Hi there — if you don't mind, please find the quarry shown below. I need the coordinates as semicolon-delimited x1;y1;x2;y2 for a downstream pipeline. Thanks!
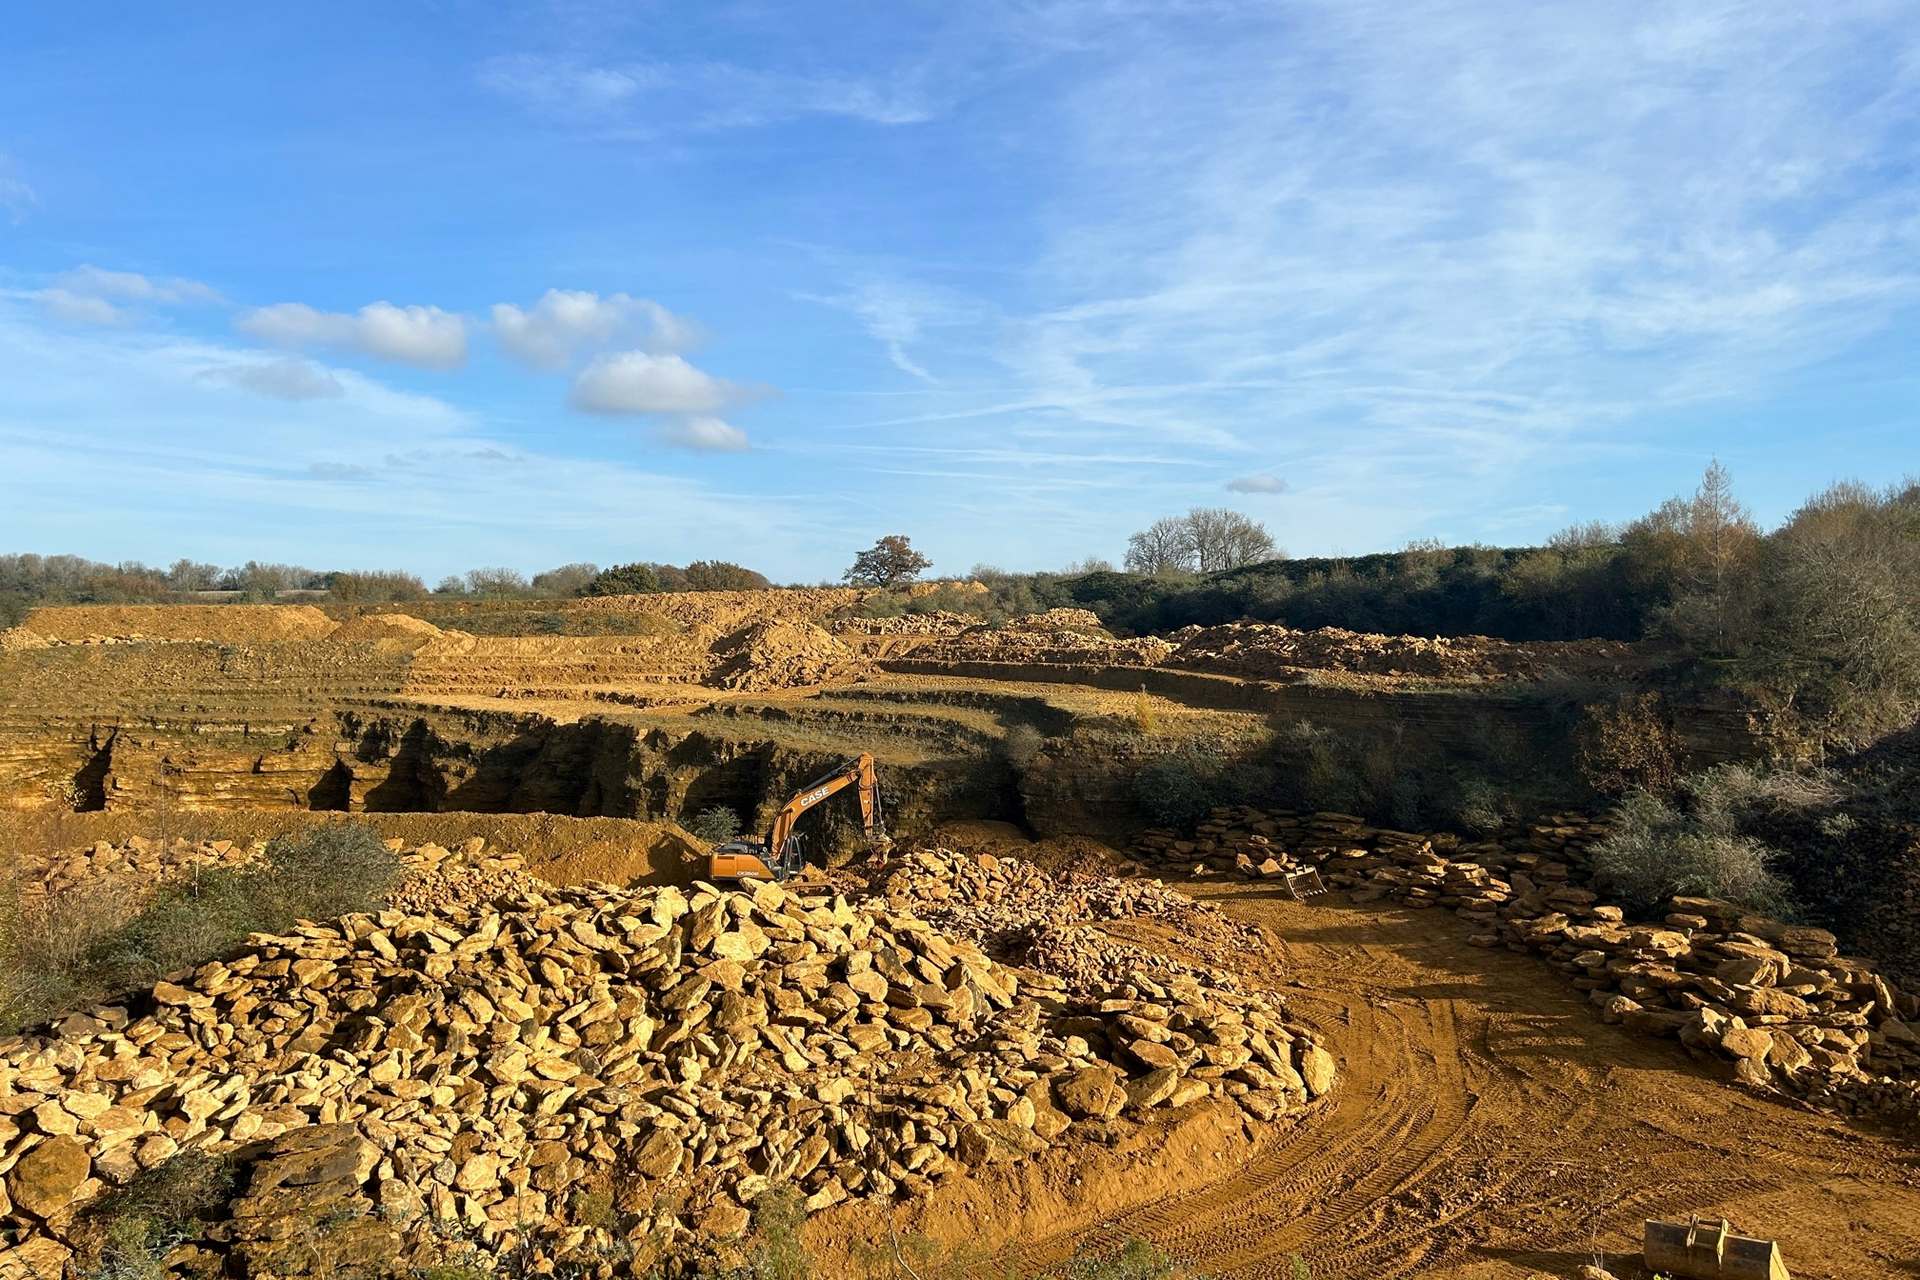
2;589;1918;1280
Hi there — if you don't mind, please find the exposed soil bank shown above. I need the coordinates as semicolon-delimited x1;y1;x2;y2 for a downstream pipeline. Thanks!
945;886;1920;1280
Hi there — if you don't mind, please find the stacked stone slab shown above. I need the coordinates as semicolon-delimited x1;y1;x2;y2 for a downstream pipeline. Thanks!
1;856;1334;1275
1136;806;1920;1133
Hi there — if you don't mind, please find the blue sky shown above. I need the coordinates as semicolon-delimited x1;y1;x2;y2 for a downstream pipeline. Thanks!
2;2;1917;583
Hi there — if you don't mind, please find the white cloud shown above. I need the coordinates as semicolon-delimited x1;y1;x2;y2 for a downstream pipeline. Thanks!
237;301;468;370
479;55;936;129
35;288;129;326
0;296;818;579
198;357;345;401
661;416;749;451
30;265;223;325
862;0;1920;552
1226;473;1287;494
568;351;741;414
58;265;222;306
491;289;699;370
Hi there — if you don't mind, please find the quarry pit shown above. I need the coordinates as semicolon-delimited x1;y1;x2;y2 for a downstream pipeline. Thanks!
3;592;1917;1279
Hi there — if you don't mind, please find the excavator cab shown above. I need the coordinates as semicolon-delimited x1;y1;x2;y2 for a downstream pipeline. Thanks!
706;752;888;884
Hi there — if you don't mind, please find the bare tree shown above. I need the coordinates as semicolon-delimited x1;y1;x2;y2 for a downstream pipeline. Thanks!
1124;517;1195;575
464;567;530;597
166;559;223;591
1183;507;1278;573
531;562;599;596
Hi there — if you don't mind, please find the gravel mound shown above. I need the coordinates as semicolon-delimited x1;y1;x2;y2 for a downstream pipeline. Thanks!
830;611;976;636
705;620;873;691
327;612;451;651
923;611;1173;667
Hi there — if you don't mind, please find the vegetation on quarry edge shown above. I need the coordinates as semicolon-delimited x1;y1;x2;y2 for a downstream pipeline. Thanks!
7;466;1916;746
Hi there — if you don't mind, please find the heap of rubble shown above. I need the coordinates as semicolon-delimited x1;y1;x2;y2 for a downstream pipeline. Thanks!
1;856;1333;1275
829;612;975;637
922;611;1174;667
876;849;1230;945
704;620;874;692
1161;622;1637;684
1137;807;1920;1131
14;834;532;913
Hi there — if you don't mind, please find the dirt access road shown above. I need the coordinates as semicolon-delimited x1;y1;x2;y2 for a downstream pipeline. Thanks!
976;884;1920;1280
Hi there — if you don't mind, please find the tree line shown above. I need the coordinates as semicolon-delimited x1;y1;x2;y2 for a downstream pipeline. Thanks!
0;554;777;625
7;474;1915;749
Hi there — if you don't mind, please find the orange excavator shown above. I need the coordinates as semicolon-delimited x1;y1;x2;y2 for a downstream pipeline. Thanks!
706;752;889;884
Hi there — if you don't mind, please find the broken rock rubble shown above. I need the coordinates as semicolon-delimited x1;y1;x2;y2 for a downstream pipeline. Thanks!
0;852;1333;1274
1138;805;1920;1132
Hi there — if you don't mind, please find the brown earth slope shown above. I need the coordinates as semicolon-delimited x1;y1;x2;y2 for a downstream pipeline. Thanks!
920;883;1920;1280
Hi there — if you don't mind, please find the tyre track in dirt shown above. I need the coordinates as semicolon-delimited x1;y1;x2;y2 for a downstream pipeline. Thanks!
968;884;1920;1280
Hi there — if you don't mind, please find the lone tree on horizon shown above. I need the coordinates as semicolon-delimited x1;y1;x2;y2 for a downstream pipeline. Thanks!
845;535;932;588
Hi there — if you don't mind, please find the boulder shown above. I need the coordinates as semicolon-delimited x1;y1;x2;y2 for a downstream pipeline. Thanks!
5;1137;91;1220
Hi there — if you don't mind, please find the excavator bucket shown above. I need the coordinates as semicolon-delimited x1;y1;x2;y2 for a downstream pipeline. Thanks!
1282;869;1327;900
1644;1217;1791;1280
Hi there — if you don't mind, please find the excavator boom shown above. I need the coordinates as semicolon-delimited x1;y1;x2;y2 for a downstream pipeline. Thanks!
707;752;886;883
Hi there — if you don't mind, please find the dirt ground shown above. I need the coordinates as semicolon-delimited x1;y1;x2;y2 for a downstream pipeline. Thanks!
815;880;1920;1280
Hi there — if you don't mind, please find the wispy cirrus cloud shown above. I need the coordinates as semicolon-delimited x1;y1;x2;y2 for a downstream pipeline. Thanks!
798;279;991;383
478;54;938;129
806;0;1920;552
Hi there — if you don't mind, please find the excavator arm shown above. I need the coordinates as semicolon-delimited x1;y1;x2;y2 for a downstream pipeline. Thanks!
707;752;886;883
765;752;882;864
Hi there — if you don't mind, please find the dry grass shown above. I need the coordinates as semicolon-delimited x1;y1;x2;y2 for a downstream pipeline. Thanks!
1;824;400;1036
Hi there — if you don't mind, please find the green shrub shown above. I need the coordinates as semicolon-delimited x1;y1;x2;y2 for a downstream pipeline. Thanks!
1001;724;1045;770
583;562;663;596
1133;755;1215;830
1592;782;1788;915
77;1152;241;1280
688;807;744;843
1452;779;1515;835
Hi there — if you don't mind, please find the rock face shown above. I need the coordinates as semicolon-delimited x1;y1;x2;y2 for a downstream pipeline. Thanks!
1138;806;1920;1132
0;848;1334;1270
